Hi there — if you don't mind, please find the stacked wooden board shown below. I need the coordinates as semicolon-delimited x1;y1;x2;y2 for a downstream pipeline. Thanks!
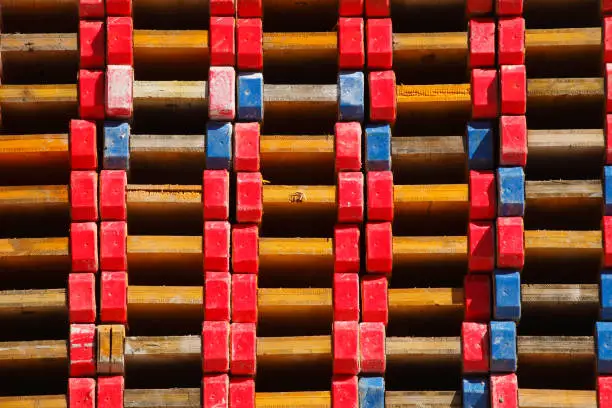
1;0;612;406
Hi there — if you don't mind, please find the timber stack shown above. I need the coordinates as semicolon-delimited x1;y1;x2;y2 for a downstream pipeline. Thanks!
0;0;611;406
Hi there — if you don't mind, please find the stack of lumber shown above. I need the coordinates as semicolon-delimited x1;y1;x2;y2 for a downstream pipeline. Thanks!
0;0;610;406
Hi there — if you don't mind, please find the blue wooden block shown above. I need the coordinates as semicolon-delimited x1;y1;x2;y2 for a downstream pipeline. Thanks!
206;121;232;170
493;270;521;321
490;321;517;373
237;72;263;121
338;71;365;121
497;167;525;217
365;124;391;171
467;121;494;170
462;377;489;408
103;121;130;170
604;166;612;215
602;272;612;321
598;321;612;374
358;377;384;408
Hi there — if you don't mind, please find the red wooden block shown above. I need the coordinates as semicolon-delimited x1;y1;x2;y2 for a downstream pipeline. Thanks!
491;373;518;408
462;322;490;373
339;18;365;70
339;0;363;16
332;376;358;408
205;272;231;321
471;69;498;119
360;322;386;373
231;323;256;375
79;0;104;19
69;273;96;323
496;0;523;16
210;0;235;16
365;222;392;274
468;221;495;272
605;0;612;14
70;119;97;170
203;374;229;408
210;17;236;66
79;21;105;69
202;320;230;373
230;378;255;408
106;65;134;119
367;171;393;221
79;69;105;120
498;17;525;65
334;273;360;321
204;221;231;271
236;172;263;223
333;321;360;375
365;0;389;16
335;225;360;274
469;170;496;220
237;0;261;17
232;274;257;323
608;64;612;114
500;65;526;115
107;17;134;66
234;123;260;172
605;217;612;268
71;222;98;273
361;274;388;325
237;18;263;70
366;19;392;70
369;70;396;123
608;115;612;165
496;217;524;269
70;324;96;377
98;376;124;408
69;378;96;408
499;115;527;167
100;170;127;221
106;0;132;16
204;170;230;220
208;67;236;123
464;274;491;322
338;172;364;223
335;122;362;172
71;171;98;222
599;376;612;408
606;17;612;64
466;0;493;15
100;221;128;271
100;271;127;323
232;224;259;273
469;19;496;68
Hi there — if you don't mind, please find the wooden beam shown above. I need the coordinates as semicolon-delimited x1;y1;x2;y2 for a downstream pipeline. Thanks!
0;388;596;408
122;335;595;369
0;340;67;370
0;395;67;408
1;78;601;117
2;27;600;69
0;289;66;319
0;134;69;175
0;237;69;271
0;181;605;222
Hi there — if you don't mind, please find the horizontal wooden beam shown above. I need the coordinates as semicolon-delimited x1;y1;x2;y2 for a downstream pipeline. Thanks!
0;180;603;223
122;334;595;368
0;388;596;408
0;78;600;118
1;28;600;69
127;284;597;323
